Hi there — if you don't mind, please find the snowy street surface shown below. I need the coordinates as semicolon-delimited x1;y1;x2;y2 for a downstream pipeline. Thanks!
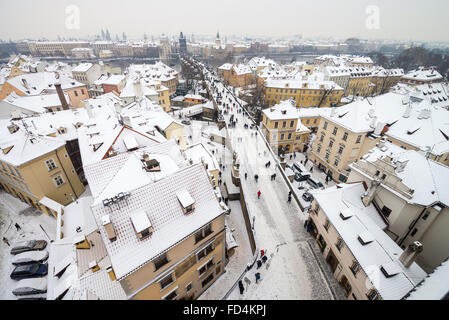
0;192;56;300
195;66;346;300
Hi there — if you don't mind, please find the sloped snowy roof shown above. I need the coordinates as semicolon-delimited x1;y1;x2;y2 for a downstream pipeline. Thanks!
311;183;427;300
406;258;449;300
351;142;449;207
72;63;93;73
84;140;187;202
90;163;226;280
263;100;298;120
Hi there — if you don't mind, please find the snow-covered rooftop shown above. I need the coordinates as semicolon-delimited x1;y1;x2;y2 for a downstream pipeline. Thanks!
351;141;449;207
90;163;226;280
311;183;427;300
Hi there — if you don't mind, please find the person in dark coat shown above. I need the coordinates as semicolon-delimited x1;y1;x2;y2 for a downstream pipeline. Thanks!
14;223;21;231
255;273;261;283
287;193;292;203
3;237;10;246
239;280;244;294
245;172;248;180
254;174;259;182
257;260;262;269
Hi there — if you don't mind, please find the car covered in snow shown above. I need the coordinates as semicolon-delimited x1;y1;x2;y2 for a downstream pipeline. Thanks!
294;172;310;182
10;240;47;255
12;250;49;266
10;263;48;280
181;120;191;125
12;278;47;296
306;177;324;190
302;192;314;202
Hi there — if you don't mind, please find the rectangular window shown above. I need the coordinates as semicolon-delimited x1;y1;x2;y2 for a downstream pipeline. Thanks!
381;206;392;218
338;146;344;154
201;273;214;288
287;133;292;140
350;261;359;276
53;175;64;187
164;290;177;300
336;238;343;251
274;122;278;129
356;135;362;144
290;120;294;128
280;134;285;140
282;121;286;128
197;242;214;262
154;252;169;271
342;132;348;141
195;224;213;243
332;127;338;135
324;219;330;231
410;228;418;237
422;211;430;220
199;258;215;276
74;90;78;96
334;159;339;166
323;122;328;130
45;159;57;171
186;283;192;292
159;273;174;290
329;140;334;148
320;134;324;142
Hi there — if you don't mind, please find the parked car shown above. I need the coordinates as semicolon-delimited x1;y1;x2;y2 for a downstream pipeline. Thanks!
10;263;48;280
302;192;314;202
294;172;310;182
10;240;47;255
12;250;49;266
181;120;191;125
306;177;324;190
293;162;308;173
12;278;47;296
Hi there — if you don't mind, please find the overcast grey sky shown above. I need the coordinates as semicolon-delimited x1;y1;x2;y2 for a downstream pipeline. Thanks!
1;0;448;42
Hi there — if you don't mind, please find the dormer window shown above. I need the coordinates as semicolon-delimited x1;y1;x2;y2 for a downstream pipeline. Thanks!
358;231;374;245
130;210;153;239
142;154;160;172
176;189;195;214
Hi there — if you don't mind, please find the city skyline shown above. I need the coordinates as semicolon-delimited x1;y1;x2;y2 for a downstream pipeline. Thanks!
1;0;449;42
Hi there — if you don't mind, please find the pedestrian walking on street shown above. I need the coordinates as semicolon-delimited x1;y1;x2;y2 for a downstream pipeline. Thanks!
287;193;292;203
255;174;259;183
310;167;313;173
257;190;261;199
255;272;261;283
245;172;248;180
3;237;10;246
273;173;276;180
290;154;292;160
239;280;244;294
14;223;21;231
294;153;296;159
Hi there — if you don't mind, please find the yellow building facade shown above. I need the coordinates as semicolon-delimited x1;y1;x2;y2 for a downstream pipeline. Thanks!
0;145;85;217
265;82;344;108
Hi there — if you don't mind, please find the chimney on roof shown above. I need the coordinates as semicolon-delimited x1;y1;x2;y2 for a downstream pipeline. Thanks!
54;81;69;110
85;101;93;119
399;241;423;268
362;179;381;207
